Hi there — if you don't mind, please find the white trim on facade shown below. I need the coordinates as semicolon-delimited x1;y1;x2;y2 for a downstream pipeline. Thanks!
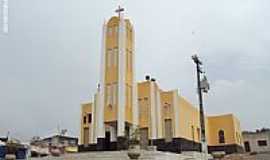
156;89;163;139
89;94;95;143
117;13;126;137
172;90;180;137
150;82;157;139
96;21;107;138
131;25;138;127
92;93;98;143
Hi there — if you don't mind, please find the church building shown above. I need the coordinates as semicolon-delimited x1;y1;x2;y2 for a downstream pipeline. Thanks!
79;8;244;154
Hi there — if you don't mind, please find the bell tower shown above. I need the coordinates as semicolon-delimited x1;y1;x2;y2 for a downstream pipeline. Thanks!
96;6;138;150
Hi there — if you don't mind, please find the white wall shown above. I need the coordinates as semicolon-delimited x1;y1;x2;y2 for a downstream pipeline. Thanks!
243;131;270;153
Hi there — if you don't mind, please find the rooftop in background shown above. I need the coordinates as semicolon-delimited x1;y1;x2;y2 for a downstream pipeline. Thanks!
30;134;78;147
0;137;8;142
242;128;270;134
42;134;78;141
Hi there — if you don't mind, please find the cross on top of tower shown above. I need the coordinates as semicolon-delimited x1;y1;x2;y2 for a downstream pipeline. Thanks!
115;5;124;18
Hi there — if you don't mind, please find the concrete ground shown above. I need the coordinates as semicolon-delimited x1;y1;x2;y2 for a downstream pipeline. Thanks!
30;152;270;160
30;150;209;160
221;152;270;160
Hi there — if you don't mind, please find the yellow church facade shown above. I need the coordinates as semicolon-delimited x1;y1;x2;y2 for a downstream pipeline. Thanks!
79;10;244;154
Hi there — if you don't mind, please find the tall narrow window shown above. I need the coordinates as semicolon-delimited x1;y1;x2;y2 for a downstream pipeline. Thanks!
107;27;112;36
218;130;225;143
113;49;118;67
129;86;132;107
88;114;92;123
106;85;112;106
112;84;117;105
83;116;86;124
126;52;129;71
114;26;118;35
126;28;129;39
126;53;129;70
129;52;132;71
125;85;132;107
111;84;114;106
126;85;129;107
107;49;112;67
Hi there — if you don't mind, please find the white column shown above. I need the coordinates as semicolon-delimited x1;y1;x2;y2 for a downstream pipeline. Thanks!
172;90;180;137
156;89;163;139
96;20;106;139
80;106;84;144
132;26;139;127
117;13;126;137
150;82;157;139
90;96;95;143
93;93;98;143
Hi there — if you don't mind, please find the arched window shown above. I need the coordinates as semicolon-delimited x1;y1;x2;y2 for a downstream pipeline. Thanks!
218;130;225;143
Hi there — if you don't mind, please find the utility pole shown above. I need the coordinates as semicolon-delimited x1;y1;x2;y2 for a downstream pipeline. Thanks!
192;54;210;159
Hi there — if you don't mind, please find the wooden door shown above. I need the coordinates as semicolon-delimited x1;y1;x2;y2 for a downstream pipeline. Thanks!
140;128;148;149
83;128;89;144
244;141;251;152
165;119;173;142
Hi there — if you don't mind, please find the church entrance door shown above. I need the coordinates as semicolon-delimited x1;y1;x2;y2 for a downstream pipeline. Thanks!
83;128;89;144
165;119;173;142
140;128;148;149
105;131;111;150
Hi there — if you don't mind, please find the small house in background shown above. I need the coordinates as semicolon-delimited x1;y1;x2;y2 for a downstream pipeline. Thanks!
30;133;78;155
0;137;8;142
36;135;78;148
242;128;270;153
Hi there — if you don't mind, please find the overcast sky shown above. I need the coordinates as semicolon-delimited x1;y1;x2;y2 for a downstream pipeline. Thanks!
0;0;269;141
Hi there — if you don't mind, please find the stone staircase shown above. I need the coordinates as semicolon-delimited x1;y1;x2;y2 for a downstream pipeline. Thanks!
32;151;212;160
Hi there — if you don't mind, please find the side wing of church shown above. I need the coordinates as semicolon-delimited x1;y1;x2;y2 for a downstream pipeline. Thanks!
79;9;244;154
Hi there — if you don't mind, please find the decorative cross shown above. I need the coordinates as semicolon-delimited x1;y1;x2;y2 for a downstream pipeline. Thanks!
115;5;124;18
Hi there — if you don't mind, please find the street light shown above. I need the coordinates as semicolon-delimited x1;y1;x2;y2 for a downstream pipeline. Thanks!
192;54;210;159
